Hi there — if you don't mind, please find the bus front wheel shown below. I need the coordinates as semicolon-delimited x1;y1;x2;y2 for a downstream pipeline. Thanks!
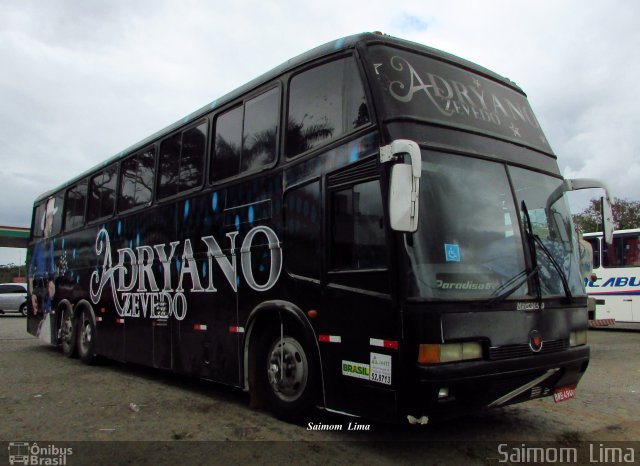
253;323;315;422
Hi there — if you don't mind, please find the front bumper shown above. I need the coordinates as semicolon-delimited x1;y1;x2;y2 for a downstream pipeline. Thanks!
406;345;590;420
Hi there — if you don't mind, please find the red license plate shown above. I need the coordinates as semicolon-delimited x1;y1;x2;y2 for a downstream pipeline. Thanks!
553;385;576;403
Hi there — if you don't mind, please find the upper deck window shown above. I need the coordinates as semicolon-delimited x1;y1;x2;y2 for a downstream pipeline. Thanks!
368;46;551;154
64;181;87;231
286;56;369;158
87;164;117;222
158;121;207;199
211;87;279;182
32;193;63;239
119;147;155;211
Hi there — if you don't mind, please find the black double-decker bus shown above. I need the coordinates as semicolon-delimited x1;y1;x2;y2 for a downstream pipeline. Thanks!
27;33;613;423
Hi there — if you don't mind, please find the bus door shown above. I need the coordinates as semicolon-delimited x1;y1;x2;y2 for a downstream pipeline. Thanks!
320;169;398;420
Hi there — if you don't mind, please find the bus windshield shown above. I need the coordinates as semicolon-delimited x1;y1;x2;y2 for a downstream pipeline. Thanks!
403;151;584;300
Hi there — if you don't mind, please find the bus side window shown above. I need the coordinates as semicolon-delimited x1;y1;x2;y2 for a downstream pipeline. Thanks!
211;88;279;182
585;237;601;269
87;164;117;222
50;192;64;236
284;180;321;279
330;180;386;270
180;121;207;190
212;106;243;181
602;234;640;267
616;234;640;267
241;87;279;173
286;56;369;158
120;148;156;211
32;203;46;238
64;181;88;231
158;120;207;200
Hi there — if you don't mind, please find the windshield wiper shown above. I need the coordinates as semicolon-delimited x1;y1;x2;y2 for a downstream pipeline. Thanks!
521;200;573;304
485;266;539;307
532;235;573;303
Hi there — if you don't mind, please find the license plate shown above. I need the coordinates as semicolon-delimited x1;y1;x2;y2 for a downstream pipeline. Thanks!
553;385;576;403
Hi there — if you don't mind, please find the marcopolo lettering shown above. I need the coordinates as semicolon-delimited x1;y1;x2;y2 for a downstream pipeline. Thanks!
90;226;282;320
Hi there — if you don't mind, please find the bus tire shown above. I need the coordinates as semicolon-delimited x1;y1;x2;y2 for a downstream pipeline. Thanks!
77;308;98;365
60;305;77;358
252;322;315;422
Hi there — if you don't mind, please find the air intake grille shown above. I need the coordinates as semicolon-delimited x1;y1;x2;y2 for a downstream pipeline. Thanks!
327;158;378;188
489;339;569;360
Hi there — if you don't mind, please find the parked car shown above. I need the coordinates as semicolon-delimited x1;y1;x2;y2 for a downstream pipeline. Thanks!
0;283;28;316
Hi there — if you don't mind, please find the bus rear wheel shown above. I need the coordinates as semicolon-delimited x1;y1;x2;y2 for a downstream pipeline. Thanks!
77;308;97;365
253;323;315;422
59;306;76;357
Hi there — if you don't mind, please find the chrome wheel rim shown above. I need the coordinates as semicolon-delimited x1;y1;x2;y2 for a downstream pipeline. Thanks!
267;336;308;402
81;318;92;353
61;310;73;344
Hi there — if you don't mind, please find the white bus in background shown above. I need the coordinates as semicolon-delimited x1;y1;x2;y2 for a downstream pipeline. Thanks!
583;229;640;323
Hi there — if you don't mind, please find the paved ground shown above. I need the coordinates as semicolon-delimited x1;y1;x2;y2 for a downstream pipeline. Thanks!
0;316;638;465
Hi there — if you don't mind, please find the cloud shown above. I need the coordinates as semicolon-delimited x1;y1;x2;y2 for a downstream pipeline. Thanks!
392;13;429;33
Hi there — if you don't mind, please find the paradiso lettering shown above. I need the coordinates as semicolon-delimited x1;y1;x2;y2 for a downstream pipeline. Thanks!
90;226;282;321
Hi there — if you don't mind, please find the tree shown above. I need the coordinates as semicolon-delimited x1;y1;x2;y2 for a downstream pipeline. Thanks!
0;264;24;283
572;197;640;233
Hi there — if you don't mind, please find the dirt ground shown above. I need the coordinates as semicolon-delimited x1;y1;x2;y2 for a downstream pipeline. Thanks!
0;315;638;465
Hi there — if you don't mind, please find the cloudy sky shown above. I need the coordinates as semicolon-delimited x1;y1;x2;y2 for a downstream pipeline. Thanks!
0;0;638;265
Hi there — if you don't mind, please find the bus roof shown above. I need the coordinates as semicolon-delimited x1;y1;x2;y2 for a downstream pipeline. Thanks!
583;228;640;237
34;32;523;204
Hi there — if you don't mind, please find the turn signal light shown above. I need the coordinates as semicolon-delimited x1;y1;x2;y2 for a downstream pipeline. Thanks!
418;342;483;364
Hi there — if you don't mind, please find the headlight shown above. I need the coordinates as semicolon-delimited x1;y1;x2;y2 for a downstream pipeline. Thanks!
418;342;483;364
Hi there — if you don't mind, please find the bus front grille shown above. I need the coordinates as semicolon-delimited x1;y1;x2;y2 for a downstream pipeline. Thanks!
488;339;569;360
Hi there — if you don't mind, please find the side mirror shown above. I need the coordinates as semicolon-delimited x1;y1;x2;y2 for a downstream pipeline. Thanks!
381;139;421;233
601;195;614;245
389;164;419;232
547;178;614;241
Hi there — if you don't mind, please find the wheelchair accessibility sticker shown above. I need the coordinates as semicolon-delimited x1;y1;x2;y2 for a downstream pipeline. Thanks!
444;244;461;262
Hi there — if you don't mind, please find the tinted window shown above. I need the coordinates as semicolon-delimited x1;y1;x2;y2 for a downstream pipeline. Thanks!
32;195;63;239
585;237;601;269
181;122;207;190
212;106;243;181
605;234;640;267
49;193;64;236
158;133;182;199
0;285;9;293
331;180;386;270
241;87;279;172
32;203;46;238
158;121;207;199
87;165;117;221
287;57;369;157
212;88;279;182
64;181;87;230
285;181;321;278
120;148;155;211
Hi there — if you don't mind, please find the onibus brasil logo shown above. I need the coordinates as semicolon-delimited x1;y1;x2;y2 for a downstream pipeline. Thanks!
8;442;73;465
90;226;282;321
